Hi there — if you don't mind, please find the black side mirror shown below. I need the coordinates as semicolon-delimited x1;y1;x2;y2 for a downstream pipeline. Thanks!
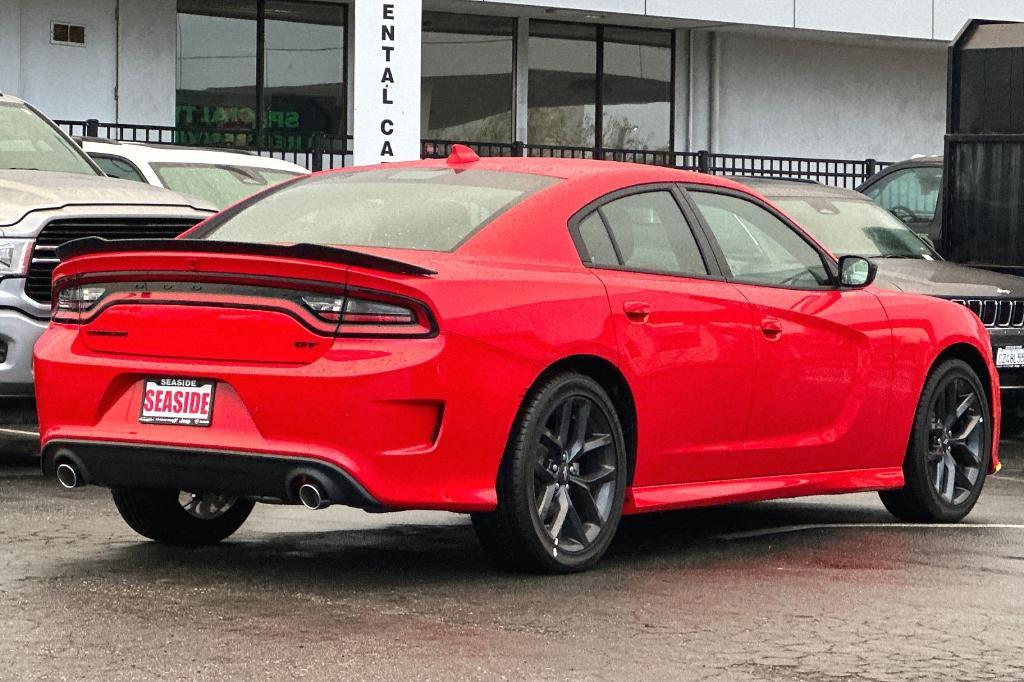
838;255;877;288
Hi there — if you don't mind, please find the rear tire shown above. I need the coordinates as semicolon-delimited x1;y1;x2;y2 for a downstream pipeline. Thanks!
879;359;991;523
472;372;627;573
112;488;255;545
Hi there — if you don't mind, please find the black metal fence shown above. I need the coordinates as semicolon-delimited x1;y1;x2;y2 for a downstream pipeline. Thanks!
58;118;889;188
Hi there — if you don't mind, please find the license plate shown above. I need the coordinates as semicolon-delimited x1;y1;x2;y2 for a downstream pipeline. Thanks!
996;346;1024;368
140;378;215;427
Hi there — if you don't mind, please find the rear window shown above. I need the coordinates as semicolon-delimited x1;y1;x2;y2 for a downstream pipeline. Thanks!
151;163;304;209
192;168;558;251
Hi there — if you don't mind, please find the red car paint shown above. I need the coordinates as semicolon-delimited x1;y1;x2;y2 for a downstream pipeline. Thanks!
33;158;1000;514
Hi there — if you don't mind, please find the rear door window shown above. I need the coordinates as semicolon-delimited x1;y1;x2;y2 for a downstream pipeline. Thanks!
576;190;708;276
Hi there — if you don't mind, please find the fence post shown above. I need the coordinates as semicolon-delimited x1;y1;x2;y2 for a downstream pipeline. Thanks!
697;150;710;174
310;132;324;172
85;119;99;138
864;158;877;180
512;140;525;157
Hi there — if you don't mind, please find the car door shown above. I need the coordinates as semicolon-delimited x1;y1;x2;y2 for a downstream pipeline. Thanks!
684;186;895;476
570;185;758;486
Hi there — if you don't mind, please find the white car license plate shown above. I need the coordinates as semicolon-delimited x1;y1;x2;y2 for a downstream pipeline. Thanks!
140;378;215;427
996;346;1024;368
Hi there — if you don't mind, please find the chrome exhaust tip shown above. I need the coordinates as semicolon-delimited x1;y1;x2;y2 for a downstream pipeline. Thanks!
298;483;330;510
55;462;82;490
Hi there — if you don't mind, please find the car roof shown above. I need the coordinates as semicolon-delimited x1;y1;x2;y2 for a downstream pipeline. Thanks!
81;139;310;174
732;176;871;200
318;156;754;192
0;93;26;105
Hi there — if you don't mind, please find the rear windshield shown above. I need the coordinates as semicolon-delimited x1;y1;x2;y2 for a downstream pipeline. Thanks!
151;163;304;209
192;168;558;251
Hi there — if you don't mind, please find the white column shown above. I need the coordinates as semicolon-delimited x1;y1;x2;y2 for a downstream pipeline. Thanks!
672;28;689;155
353;0;422;166
514;16;530;145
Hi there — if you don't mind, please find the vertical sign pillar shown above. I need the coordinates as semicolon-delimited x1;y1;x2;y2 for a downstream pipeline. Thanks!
353;0;422;166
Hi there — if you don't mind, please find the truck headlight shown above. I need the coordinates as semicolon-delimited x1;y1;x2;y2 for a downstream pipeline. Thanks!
0;240;33;276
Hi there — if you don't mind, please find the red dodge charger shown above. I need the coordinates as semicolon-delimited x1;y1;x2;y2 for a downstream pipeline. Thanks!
35;151;1000;572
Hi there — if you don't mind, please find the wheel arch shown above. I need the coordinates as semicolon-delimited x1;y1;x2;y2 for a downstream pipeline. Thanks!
525;354;639;485
931;342;994;409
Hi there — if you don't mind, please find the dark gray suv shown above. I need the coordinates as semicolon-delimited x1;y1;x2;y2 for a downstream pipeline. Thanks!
741;177;1024;428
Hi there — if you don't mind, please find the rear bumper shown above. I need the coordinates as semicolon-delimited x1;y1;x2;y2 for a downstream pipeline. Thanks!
42;440;381;509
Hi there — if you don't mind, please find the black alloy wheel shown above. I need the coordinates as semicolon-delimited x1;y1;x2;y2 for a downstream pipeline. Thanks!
880;359;991;522
112;487;256;545
472;372;627;573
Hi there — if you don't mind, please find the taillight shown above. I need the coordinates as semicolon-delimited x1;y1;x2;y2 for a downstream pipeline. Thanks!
300;288;434;336
52;283;107;322
49;278;436;337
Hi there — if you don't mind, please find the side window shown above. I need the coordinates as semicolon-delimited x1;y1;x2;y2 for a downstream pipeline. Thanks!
594;191;708;276
90;154;145;183
690;191;832;289
577;212;619;266
862;166;942;225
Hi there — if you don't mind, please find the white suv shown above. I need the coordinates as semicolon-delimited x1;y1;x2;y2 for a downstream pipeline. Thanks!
81;140;309;209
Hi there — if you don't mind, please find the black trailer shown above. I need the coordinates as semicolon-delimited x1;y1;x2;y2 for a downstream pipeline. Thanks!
944;19;1024;274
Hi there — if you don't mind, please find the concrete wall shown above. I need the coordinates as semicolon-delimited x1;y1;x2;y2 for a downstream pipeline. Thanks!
6;0;118;121
703;30;947;159
0;0;23;96
117;0;177;125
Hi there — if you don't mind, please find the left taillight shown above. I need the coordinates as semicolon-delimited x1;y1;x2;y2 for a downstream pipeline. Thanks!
52;283;107;323
300;288;435;337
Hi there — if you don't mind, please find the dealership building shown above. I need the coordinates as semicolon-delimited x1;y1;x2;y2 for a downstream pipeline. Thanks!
1;0;1022;167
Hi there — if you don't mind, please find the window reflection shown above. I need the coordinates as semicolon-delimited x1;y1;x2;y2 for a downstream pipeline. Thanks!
528;22;598;148
265;1;346;146
175;0;346;151
422;13;514;142
603;27;672;152
176;0;259;144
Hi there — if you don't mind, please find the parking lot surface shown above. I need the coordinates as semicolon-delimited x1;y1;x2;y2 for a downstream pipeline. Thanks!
3;443;1024;681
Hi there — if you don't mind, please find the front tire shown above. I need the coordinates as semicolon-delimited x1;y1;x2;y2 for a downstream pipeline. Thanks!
880;359;991;523
472;372;628;573
112;488;255;545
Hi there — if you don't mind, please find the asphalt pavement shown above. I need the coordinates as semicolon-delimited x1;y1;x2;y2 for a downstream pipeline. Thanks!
2;442;1024;680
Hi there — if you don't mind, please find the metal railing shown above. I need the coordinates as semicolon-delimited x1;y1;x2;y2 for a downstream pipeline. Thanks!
58;119;889;187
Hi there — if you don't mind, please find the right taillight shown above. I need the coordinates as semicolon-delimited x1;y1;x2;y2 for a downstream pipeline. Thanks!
300;288;435;337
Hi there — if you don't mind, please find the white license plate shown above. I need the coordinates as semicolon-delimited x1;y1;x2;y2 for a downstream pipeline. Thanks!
140;378;215;427
996;346;1024;368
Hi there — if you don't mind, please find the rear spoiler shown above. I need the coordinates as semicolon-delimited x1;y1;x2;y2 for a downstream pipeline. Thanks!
56;238;437;276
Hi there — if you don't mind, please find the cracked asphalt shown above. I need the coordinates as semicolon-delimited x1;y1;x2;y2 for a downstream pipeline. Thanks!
3;442;1024;680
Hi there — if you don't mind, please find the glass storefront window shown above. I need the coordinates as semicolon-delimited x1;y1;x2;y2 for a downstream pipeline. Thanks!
528;22;672;151
264;1;346;144
422;13;514;142
176;0;346;151
176;0;259;146
602;27;672;152
528;22;598;148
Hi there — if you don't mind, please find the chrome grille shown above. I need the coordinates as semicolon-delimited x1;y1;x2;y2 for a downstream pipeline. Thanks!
26;217;200;303
949;298;1024;328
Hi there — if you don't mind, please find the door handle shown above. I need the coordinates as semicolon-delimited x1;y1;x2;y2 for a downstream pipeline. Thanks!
760;317;783;338
623;301;652;323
